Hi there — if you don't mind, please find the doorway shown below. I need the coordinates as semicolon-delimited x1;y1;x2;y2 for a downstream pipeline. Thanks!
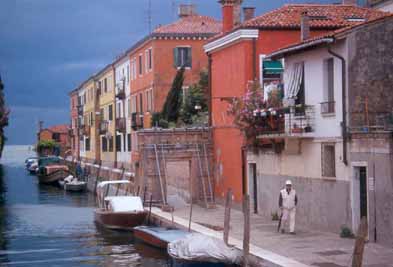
248;163;258;214
353;166;369;234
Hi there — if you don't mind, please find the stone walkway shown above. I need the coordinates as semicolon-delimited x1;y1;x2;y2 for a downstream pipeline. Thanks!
152;204;393;267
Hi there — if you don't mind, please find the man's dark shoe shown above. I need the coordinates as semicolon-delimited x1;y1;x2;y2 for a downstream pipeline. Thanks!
281;229;285;234
290;232;296;235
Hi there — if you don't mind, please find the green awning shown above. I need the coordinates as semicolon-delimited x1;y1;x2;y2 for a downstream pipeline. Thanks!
263;60;283;74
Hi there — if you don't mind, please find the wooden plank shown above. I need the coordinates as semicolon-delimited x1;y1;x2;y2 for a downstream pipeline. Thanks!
243;194;250;267
223;188;233;245
352;216;368;267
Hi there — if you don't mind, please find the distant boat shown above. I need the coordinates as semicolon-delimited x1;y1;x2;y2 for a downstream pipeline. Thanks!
133;226;191;249
38;164;70;185
94;180;147;231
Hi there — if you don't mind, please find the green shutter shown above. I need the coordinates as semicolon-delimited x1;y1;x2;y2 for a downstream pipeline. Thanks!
187;47;192;68
263;60;283;74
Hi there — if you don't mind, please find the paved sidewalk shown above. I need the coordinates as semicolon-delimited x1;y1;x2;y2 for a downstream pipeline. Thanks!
157;204;393;267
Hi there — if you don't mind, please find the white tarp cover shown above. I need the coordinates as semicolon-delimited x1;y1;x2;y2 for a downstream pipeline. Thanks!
97;180;130;188
105;196;144;212
167;233;242;264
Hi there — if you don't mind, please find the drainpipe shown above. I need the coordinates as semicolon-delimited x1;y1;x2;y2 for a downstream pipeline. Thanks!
328;47;348;166
113;65;117;168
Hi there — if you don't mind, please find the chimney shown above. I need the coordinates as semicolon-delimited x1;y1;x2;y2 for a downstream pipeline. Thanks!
178;4;196;18
219;0;235;32
300;11;310;41
233;0;243;26
342;0;357;5
243;7;255;21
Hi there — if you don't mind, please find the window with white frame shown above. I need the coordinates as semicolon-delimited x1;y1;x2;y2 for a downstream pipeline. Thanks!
138;54;143;75
145;50;149;73
174;47;192;68
127;65;130;83
148;48;152;70
146;89;153;112
131;95;137;113
322;58;335;114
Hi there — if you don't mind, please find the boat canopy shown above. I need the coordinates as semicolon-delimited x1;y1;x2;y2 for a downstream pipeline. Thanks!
105;196;144;212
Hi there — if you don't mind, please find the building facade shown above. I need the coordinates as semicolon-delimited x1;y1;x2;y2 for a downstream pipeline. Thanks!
261;14;393;245
69;90;79;159
204;1;387;203
368;0;393;12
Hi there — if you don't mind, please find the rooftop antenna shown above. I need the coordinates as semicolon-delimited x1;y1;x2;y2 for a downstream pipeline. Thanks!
172;0;177;20
147;0;152;33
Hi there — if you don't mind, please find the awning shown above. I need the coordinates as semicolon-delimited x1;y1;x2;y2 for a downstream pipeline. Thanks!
263;60;283;74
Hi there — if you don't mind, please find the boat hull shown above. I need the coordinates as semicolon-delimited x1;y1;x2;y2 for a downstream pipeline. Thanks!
38;169;69;185
133;226;190;249
94;209;147;231
64;182;86;192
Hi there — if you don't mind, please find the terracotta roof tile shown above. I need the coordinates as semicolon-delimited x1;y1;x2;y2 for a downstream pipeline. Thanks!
242;4;388;29
153;15;221;35
45;124;70;134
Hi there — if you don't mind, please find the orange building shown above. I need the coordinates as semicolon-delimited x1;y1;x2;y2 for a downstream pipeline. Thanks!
38;124;70;156
204;1;386;203
69;90;80;159
128;5;221;160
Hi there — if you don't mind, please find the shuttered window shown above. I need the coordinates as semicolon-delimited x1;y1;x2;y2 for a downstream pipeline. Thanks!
174;47;192;68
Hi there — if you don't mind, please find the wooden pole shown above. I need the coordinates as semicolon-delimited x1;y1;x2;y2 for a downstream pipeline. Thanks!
223;188;233;245
243;194;250;267
352;216;368;267
143;186;147;206
188;200;193;232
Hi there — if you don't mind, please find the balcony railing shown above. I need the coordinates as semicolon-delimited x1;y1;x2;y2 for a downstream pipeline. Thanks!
257;105;315;138
116;117;126;133
116;88;126;100
79;124;90;136
77;105;84;116
320;101;335;114
99;120;109;135
131;113;144;130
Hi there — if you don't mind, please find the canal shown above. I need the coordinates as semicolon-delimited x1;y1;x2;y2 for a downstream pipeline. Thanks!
0;146;171;267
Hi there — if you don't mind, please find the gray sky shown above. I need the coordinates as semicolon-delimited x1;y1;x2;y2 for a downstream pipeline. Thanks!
0;0;341;144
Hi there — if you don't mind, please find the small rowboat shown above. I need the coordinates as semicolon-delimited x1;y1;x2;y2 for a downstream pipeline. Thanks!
64;181;87;192
133;226;190;249
94;180;147;231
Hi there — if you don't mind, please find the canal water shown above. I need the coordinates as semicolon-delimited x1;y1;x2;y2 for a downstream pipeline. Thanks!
0;146;173;267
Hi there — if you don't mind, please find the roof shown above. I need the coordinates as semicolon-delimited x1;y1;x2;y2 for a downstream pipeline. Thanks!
70;14;221;95
153;15;221;36
241;4;387;29
268;13;393;59
42;124;70;134
207;4;388;44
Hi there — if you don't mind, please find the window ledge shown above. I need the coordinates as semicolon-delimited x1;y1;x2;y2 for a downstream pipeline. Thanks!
321;112;336;117
176;67;191;70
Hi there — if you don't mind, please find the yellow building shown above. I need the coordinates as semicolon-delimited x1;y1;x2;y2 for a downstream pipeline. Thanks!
96;65;116;166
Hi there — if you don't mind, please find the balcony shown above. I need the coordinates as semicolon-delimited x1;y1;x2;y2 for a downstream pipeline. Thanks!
131;113;144;130
116;88;126;100
116;117;126;133
77;105;83;116
320;101;335;115
257;105;315;139
99;120;109;135
79;124;90;136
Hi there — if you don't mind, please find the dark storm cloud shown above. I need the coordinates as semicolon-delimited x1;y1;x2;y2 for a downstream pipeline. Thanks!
0;0;338;144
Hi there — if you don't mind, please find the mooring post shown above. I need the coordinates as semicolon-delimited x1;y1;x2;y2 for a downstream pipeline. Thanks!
143;186;147;207
224;188;233;245
352;216;368;267
243;194;250;267
147;194;153;225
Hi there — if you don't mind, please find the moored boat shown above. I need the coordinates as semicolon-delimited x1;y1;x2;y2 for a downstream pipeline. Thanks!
64;181;87;192
94;180;147;230
38;164;70;185
133;226;191;249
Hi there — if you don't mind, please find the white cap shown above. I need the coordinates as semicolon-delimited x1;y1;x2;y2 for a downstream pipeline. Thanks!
285;180;292;185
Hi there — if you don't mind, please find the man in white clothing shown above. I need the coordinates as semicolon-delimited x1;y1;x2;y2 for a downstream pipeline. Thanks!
278;180;298;234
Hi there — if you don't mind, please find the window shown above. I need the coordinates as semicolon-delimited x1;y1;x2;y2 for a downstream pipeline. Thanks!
108;137;113;152
85;138;90;151
322;58;335;114
127;65;130;82
123;134;126;152
145;50;149;73
131;58;137;80
104;78;108;93
139;54;143;75
108;104;113;121
139;93;143;113
116;102;122;118
102;136;108;152
146;89;153;112
131;95;137;113
174;47;192;68
294;63;305;114
52;133;60;142
148;48;153;70
322;143;336;177
116;135;122;152
127;134;131;152
90;112;93;126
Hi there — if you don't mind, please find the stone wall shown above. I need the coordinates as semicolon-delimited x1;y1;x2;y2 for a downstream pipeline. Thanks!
348;17;393;129
136;128;214;206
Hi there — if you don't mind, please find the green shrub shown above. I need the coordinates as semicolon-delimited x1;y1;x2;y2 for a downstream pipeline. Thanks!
271;211;279;221
340;225;355;238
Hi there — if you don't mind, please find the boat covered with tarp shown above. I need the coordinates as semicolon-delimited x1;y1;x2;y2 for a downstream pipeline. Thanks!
94;180;147;230
133;226;191;249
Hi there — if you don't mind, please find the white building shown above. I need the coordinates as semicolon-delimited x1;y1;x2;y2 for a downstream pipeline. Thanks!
249;14;393;246
114;56;132;165
368;0;393;12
